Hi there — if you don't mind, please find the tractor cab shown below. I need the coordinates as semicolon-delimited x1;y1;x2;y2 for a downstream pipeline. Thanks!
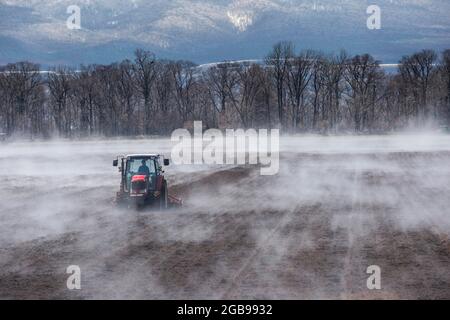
113;154;171;208
125;156;158;192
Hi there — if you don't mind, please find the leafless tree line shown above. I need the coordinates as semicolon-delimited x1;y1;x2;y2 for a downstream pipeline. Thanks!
1;44;450;138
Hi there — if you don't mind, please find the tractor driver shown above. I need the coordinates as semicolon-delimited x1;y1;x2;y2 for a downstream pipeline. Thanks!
138;159;151;176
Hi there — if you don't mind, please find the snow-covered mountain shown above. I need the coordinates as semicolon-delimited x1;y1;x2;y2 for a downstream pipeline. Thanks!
0;0;449;66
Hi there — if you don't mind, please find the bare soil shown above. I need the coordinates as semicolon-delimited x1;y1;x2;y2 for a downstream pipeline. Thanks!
0;140;449;299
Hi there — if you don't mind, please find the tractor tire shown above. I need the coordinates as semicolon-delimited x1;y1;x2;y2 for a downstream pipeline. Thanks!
160;181;168;210
115;192;127;208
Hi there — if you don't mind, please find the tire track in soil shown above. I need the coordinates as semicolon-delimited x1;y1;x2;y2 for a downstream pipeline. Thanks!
340;159;362;300
220;207;297;299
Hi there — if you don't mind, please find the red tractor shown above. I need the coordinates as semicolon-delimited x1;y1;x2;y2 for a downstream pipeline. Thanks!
113;154;181;209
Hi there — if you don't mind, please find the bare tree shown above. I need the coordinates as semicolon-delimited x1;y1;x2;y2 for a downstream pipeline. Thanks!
286;50;315;130
311;55;326;131
155;62;172;114
258;68;274;127
134;49;157;134
0;62;42;136
74;65;97;135
204;62;234;116
399;50;437;123
327;51;347;131
116;60;137;135
442;50;450;126
227;64;264;128
344;54;383;132
266;41;294;128
48;67;75;136
169;61;196;125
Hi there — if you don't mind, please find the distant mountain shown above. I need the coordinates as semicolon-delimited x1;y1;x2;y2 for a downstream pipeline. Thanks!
0;0;449;66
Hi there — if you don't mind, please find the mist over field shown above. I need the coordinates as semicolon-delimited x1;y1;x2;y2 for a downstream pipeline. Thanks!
0;134;449;299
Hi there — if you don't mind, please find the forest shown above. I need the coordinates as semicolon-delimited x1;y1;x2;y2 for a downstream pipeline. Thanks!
1;42;450;138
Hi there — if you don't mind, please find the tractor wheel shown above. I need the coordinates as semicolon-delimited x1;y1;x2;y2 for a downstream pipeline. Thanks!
115;192;127;208
160;181;168;210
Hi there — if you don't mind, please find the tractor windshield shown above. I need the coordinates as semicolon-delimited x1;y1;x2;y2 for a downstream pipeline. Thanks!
126;158;156;176
125;158;157;192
